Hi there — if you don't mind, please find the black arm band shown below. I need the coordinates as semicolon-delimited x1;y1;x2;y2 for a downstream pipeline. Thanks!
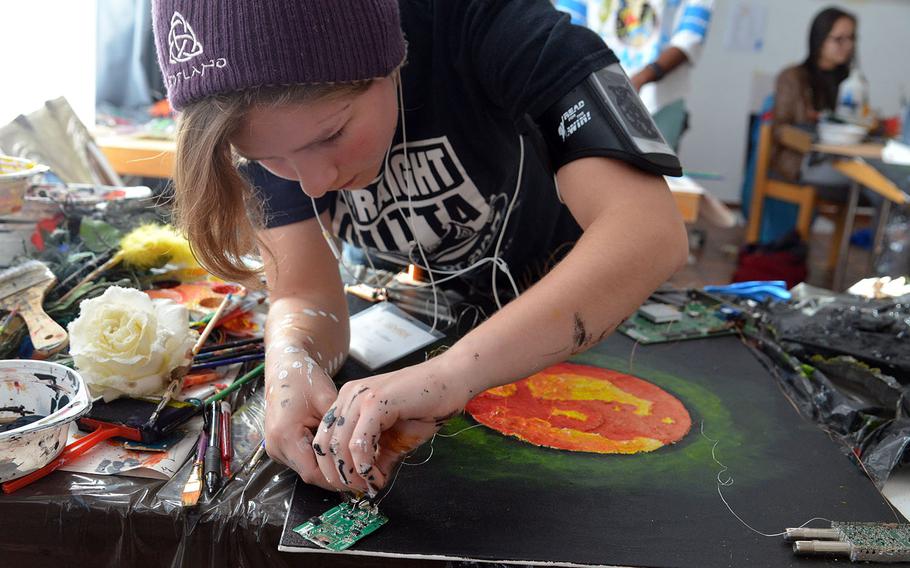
536;63;683;177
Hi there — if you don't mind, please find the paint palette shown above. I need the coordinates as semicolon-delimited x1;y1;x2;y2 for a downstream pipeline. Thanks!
146;282;245;316
0;360;91;482
293;500;388;551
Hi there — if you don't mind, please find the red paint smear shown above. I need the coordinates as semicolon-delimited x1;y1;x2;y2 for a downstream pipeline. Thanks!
466;362;691;453
141;452;167;467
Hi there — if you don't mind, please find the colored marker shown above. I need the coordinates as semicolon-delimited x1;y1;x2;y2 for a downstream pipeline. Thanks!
220;401;233;478
204;402;222;496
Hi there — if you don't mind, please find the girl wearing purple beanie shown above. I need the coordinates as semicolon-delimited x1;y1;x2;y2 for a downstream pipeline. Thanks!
153;0;688;494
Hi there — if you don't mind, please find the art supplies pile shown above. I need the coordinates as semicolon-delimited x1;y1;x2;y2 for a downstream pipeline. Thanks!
163;386;267;509
0;203;269;490
63;223;204;300
26;183;153;216
55;415;203;482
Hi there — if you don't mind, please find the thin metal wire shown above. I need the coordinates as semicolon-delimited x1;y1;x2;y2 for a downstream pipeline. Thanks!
701;421;833;537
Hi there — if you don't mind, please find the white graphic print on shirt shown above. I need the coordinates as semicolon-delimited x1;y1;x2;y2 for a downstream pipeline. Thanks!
331;136;509;270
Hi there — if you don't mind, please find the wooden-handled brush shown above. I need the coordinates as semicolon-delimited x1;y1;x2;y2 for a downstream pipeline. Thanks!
0;260;67;356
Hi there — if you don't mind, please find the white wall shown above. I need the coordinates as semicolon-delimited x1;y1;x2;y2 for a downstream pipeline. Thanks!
0;2;97;126
681;0;910;203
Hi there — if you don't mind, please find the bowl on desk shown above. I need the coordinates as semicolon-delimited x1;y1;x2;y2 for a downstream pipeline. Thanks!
0;155;48;215
817;121;868;145
0;360;91;483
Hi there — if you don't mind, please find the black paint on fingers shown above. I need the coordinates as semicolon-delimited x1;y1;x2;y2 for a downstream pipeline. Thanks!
337;459;350;485
350;386;369;402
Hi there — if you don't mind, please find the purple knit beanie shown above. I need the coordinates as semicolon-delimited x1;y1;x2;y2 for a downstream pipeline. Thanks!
151;0;407;111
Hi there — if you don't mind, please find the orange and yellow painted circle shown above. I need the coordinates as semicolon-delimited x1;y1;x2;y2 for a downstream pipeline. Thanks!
465;363;691;454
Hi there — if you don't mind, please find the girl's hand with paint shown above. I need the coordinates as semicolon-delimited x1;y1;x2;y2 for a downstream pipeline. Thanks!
263;333;340;491
311;356;472;494
258;217;352;491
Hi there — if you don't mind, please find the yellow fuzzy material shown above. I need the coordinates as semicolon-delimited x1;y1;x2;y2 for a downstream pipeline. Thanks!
117;224;199;270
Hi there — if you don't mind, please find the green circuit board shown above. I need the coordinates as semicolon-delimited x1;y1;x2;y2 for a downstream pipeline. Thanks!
618;291;739;344
294;500;388;551
834;521;910;561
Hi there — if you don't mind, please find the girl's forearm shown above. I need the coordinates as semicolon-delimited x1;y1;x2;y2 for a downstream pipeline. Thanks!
436;193;687;396
265;295;350;383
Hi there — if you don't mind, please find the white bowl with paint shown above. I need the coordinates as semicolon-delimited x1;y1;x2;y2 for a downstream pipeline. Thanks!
0;360;91;483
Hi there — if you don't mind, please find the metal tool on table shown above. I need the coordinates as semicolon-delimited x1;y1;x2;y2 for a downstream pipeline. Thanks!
0;260;68;356
703;280;792;302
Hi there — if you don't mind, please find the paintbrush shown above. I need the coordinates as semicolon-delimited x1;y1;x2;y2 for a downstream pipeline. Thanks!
190;352;265;371
181;431;208;507
193;342;263;362
202;363;266;406
193;293;233;353
204;439;267;502
0;260;68;356
147;294;233;429
196;337;263;354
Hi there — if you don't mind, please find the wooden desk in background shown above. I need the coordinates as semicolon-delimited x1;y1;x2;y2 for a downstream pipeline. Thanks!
667;180;704;223
778;124;910;289
777;125;906;204
96;134;706;223
95;134;176;179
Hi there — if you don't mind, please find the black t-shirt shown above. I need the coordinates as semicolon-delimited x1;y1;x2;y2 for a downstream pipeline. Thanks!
248;0;619;284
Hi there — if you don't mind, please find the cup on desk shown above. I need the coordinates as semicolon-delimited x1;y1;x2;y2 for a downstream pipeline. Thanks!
881;116;902;139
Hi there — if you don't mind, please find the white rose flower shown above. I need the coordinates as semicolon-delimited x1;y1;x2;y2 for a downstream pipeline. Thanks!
68;286;198;401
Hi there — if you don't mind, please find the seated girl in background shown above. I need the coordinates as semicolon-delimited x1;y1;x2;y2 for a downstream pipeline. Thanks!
769;6;860;190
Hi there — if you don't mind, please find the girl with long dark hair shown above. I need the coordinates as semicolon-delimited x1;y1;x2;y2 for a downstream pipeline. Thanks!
770;6;857;183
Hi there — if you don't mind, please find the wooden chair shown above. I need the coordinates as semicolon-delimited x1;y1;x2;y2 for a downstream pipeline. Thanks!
745;122;848;271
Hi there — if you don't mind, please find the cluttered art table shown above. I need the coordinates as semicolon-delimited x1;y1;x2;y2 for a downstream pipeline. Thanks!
0;303;899;567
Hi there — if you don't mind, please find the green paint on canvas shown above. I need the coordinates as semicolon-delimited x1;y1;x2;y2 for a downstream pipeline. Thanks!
428;351;790;493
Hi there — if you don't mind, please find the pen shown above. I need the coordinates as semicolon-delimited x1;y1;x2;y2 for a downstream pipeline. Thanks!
220;401;233;478
204;402;222;496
